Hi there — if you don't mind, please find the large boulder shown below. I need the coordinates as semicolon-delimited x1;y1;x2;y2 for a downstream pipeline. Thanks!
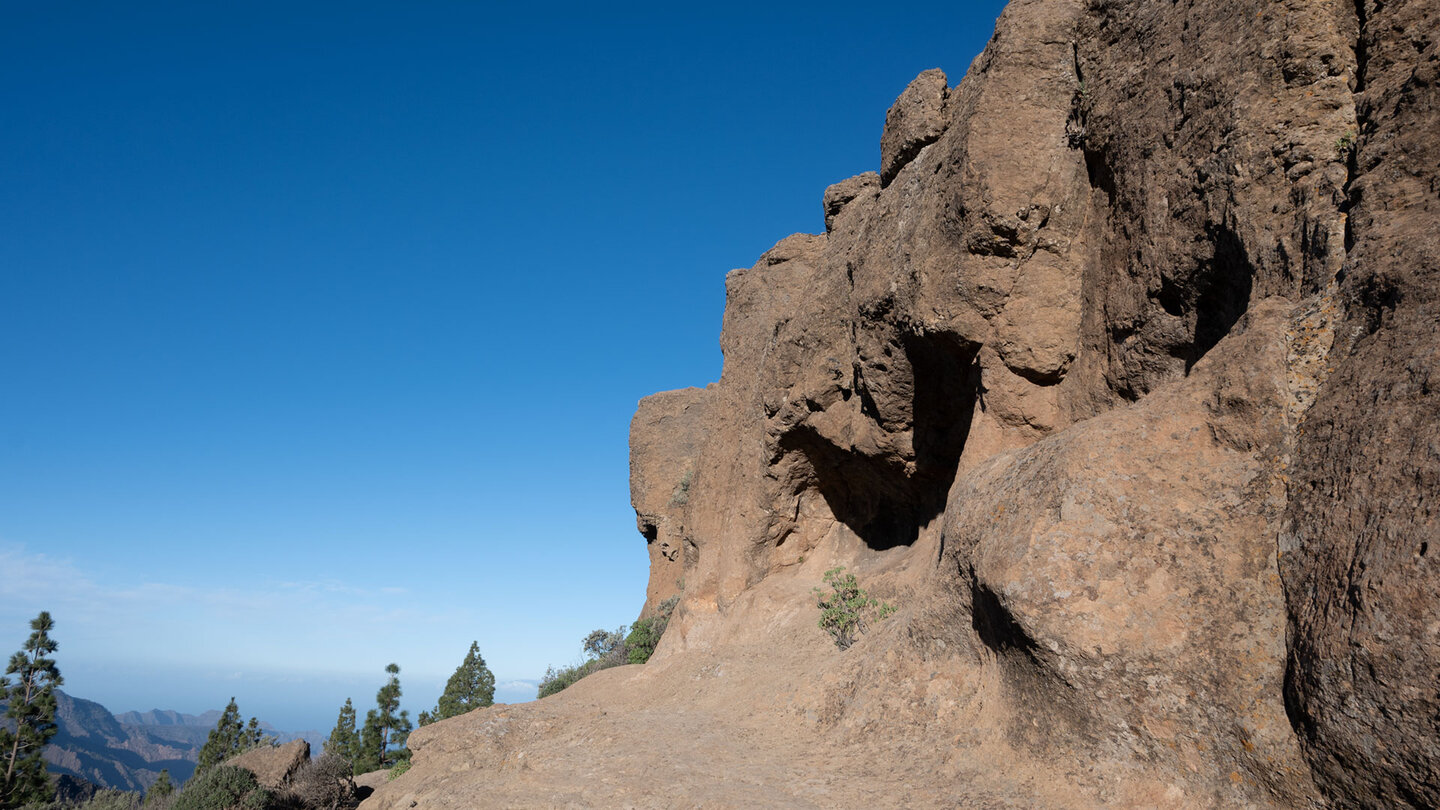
224;739;310;790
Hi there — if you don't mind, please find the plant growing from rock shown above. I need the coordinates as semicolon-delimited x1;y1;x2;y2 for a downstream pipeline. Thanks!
668;470;694;506
814;567;895;650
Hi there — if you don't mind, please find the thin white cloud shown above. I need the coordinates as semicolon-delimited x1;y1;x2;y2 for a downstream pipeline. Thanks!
0;542;475;678
495;680;537;692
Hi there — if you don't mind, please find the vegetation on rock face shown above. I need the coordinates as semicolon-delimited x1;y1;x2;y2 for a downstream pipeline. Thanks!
1;611;63;809
417;642;494;726
195;699;268;776
354;665;410;773
668;470;694;506
539;597;680;698
815;567;895;650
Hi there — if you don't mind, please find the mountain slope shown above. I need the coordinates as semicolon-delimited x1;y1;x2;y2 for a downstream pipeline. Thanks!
44;691;197;792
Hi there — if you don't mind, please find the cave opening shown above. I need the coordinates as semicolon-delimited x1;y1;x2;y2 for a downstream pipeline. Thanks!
780;331;980;551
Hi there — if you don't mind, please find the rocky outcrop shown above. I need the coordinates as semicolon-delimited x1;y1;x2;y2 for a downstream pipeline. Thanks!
629;387;709;616
365;0;1437;806
225;739;311;789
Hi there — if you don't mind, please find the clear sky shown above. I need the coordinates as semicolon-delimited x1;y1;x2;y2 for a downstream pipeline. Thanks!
1;1;1007;734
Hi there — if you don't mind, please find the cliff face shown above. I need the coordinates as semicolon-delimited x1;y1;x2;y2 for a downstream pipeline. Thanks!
40;691;199;792
366;0;1437;806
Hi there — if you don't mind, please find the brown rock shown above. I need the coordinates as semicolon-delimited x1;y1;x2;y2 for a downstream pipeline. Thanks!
364;0;1439;806
1280;0;1440;805
879;68;948;186
629;386;709;617
821;172;879;231
225;739;309;789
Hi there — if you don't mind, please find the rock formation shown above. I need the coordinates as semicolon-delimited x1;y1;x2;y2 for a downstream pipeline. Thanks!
225;739;311;790
365;0;1437;806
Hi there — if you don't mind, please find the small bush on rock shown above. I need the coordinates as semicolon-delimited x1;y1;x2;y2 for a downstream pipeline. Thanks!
275;753;356;810
815;567;895;650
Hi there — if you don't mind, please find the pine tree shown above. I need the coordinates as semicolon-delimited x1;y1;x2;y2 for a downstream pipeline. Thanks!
195;698;266;774
0;611;62;809
243;716;266;748
324;698;360;768
419;642;495;726
356;664;411;771
354;710;383;774
145;769;174;805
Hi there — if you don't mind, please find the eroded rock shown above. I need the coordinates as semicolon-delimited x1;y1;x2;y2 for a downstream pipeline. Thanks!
365;0;1438;806
225;739;309;790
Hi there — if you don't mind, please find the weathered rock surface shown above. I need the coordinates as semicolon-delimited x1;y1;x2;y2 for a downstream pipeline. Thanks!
629;387;709;616
225;739;310;789
1280;0;1440;805
366;0;1437;806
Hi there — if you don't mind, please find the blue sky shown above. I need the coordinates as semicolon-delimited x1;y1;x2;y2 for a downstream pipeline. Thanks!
1;1;1006;733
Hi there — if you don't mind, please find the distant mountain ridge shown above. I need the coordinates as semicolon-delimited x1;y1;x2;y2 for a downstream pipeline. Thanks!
45;690;198;792
2;689;321;794
113;708;223;728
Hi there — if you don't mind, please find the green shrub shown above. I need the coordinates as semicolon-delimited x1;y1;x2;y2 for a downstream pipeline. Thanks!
539;592;687;697
815;567;895;650
93;791;145;810
386;760;410;782
1336;131;1356;158
171;765;271;810
536;659;600;698
48;791;144;810
624;595;679;665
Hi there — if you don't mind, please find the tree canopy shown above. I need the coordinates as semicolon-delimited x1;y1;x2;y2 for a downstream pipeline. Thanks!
196;698;267;774
324;697;360;769
356;664;411;772
0;611;62;809
419;642;494;726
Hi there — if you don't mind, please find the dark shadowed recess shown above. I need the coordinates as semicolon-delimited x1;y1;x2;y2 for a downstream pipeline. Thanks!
970;575;1039;658
1189;224;1254;368
780;331;979;550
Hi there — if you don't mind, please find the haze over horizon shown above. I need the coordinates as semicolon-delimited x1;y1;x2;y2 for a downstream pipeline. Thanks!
1;0;1006;734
